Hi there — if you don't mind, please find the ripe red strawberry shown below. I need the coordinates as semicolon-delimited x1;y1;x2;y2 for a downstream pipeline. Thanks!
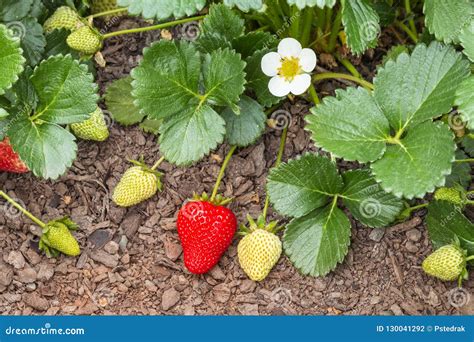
0;138;28;173
177;193;237;274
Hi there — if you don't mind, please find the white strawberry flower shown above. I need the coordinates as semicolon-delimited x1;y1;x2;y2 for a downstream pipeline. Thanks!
261;38;317;97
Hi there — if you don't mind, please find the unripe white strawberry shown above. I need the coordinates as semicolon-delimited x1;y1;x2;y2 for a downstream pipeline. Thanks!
238;215;282;281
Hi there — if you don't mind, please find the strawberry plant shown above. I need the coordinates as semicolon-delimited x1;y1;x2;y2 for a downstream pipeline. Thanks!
307;42;470;199
1;0;474;289
0;52;99;178
266;154;403;276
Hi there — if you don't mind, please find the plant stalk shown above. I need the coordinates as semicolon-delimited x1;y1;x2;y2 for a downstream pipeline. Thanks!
455;159;474;163
102;15;206;39
404;0;417;36
336;55;362;79
395;20;418;43
89;7;127;19
309;83;320;104
327;7;342;53
151;156;165;171
0;191;46;228
210;145;237;202
263;127;288;219
313;72;374;90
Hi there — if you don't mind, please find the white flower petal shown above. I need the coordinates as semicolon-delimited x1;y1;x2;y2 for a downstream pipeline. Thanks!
289;74;311;95
278;38;302;58
299;48;317;72
261;52;282;77
268;76;292;97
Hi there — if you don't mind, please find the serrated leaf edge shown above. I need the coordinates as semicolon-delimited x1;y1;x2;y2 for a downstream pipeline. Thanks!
0;24;26;96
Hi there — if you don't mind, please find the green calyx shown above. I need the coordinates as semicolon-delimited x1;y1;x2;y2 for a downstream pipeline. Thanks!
238;214;282;237
191;192;232;206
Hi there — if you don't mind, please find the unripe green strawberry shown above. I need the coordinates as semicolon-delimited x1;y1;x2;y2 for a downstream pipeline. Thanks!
43;6;83;33
238;215;282;281
67;26;103;54
112;160;163;207
91;0;122;15
422;244;467;282
71;107;109;141
39;218;81;257
434;187;463;205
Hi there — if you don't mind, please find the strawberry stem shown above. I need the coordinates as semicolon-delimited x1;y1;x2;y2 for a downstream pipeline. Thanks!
455;158;474;163
88;7;128;19
102;15;206;39
0;190;46;228
210;145;237;202
466;255;474;261
309;84;320;104
263;126;288;219
313;72;374;90
151;156;165;171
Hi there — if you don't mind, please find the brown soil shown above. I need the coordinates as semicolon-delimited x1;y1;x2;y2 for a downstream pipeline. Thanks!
0;17;472;316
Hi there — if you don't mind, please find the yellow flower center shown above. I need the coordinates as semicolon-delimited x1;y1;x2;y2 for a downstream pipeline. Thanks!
278;57;301;81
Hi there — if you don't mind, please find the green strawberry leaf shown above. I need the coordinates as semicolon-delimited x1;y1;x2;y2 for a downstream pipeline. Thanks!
267;154;343;218
19;17;46;67
221;95;266;147
132;40;246;165
202;48;246;113
8;112;77;179
284;203;351;277
0;0;34;21
105;76;145;126
445;150;471;188
196;4;245;54
370;121;455;199
380;45;409;66
0;108;8;119
159;105;225;166
12;66;37;110
196;33;233;54
423;0;473;44
116;0;206;20
459;19;474;62
132;40;201;120
223;0;263;12
307;87;390;163
374;42;470;131
232;31;276;59
341;0;380;55
0;24;25;95
139;119;162;135
285;0;336;9
31;55;98;124
200;4;244;43
245;49;281;108
342;169;403;228
455;76;474;130
426;200;474;255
